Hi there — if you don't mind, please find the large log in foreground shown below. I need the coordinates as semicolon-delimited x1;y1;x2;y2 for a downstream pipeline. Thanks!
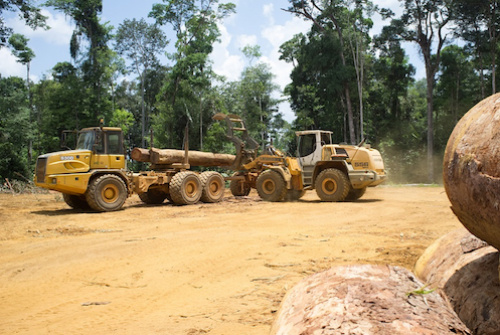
130;147;236;167
271;264;470;335
415;228;500;335
443;93;500;250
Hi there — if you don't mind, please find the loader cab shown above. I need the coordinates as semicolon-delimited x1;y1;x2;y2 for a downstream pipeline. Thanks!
296;130;333;186
297;130;332;163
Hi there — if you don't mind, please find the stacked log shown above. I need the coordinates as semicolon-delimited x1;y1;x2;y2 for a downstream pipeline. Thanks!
443;93;500;250
130;148;235;167
415;228;500;334
271;264;470;335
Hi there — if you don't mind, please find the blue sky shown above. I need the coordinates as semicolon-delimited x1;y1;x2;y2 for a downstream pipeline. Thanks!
1;0;422;122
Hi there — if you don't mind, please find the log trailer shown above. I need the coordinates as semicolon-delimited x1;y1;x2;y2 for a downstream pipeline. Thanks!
214;113;387;202
34;123;230;212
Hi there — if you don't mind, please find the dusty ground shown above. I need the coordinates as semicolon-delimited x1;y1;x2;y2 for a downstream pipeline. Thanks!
0;186;462;335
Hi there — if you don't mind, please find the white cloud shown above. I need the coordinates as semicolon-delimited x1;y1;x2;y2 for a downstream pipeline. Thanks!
236;34;258;49
6;9;74;46
0;49;26;78
263;3;275;25
260;16;310;121
211;24;245;82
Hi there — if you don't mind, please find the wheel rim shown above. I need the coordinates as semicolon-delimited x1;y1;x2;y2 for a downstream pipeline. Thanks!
210;180;222;195
185;180;199;198
262;179;276;195
322;178;337;195
102;184;119;203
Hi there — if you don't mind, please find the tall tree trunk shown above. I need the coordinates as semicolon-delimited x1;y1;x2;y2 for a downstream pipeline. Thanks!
424;54;435;183
489;0;497;94
479;50;485;99
332;16;356;144
141;73;146;149
27;62;32;165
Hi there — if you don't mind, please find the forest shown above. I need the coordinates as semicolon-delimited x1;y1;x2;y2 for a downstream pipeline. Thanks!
0;0;498;185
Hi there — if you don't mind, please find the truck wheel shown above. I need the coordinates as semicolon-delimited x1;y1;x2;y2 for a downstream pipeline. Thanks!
63;193;90;210
138;188;168;204
86;174;127;212
170;171;202;205
200;171;225;203
229;172;251;196
345;187;367;201
315;168;350;202
256;169;287;202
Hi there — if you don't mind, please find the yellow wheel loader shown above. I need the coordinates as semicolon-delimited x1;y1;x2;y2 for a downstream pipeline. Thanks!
214;113;387;202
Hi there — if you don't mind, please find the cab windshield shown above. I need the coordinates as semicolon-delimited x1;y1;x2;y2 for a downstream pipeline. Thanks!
76;131;95;150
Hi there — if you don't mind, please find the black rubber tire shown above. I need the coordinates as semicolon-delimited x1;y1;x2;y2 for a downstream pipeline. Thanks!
85;174;127;212
256;169;287;202
285;189;306;201
345;187;367;201
63;193;90;210
169;171;202;205
200;171;225;203
229;172;251;196
138;188;168;204
314;168;350;202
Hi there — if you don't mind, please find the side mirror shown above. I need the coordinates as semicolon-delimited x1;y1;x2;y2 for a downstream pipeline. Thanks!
60;130;77;150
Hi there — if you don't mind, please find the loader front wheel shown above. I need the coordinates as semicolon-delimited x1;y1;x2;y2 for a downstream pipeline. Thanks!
345;187;366;201
170;171;202;205
315;168;350;202
200;171;225;203
86;174;127;212
139;188;168;204
256;169;287;202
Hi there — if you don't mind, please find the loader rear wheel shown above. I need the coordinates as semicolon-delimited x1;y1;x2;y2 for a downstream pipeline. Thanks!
200;171;225;203
229;172;251;196
86;174;127;212
256;169;287;202
138;188;168;204
169;171;202;205
345;187;366;201
63;193;90;210
315;168;350;202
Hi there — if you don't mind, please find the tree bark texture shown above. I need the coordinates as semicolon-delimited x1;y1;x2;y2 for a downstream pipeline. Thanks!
271;264;469;335
443;93;500;250
130;147;235;167
415;228;500;334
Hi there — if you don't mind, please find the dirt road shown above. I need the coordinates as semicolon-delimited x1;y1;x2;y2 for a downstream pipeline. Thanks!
0;186;462;334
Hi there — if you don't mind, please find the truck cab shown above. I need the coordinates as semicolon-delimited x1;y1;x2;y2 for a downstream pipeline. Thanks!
35;126;128;211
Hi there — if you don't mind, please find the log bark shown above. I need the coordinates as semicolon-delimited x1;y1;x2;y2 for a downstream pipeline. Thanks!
415;228;500;335
271;264;470;335
443;93;500;250
130;147;235;167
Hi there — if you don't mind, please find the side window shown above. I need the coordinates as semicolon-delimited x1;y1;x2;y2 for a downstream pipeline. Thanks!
321;133;332;145
298;134;316;157
107;132;123;154
95;131;104;154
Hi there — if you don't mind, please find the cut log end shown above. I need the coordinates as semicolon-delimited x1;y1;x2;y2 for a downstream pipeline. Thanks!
443;93;500;250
